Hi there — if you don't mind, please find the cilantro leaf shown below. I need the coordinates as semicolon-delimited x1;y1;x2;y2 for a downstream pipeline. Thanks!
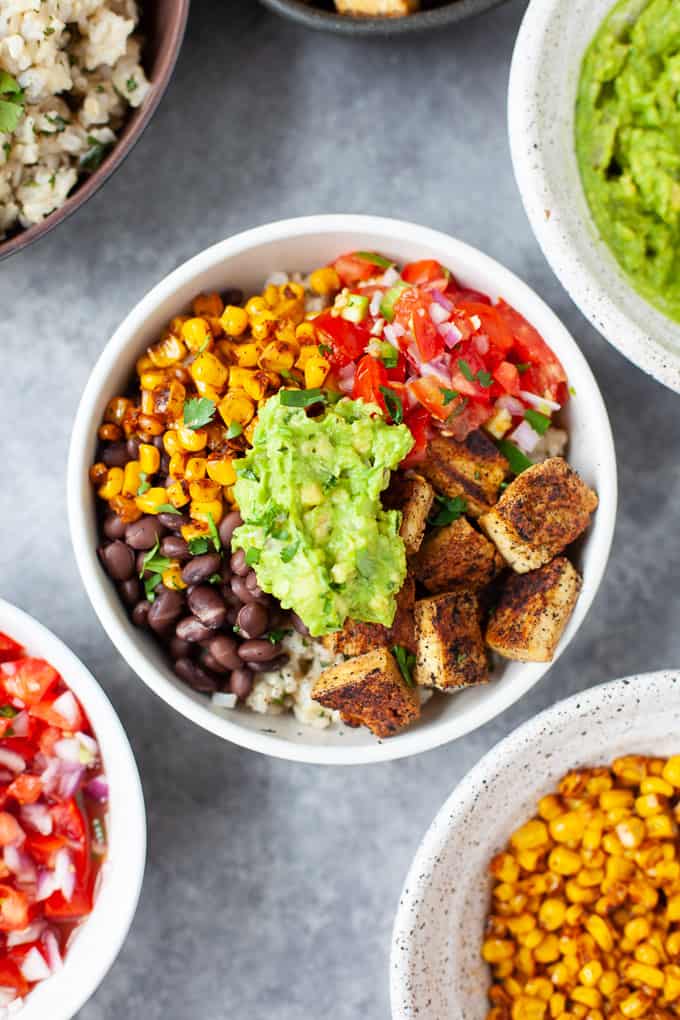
144;573;162;602
79;135;112;173
516;363;530;375
392;645;416;687
188;537;210;555
0;72;25;134
440;387;459;406
156;504;181;515
524;409;551;436
279;388;326;409
226;422;243;439
183;397;216;431
137;472;150;495
267;628;292;644
378;386;403;424
318;343;332;357
207;512;222;552
429;494;468;527
0;706;18;719
245;548;261;566
139;538;171;579
476;370;493;388
458;358;475;382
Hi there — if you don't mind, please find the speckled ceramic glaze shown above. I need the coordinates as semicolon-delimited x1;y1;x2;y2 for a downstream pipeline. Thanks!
508;0;680;394
259;0;508;36
68;216;616;765
391;670;680;1018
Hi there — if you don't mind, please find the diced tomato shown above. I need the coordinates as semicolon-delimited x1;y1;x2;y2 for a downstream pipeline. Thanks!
45;883;93;921
314;310;370;369
449;341;494;402
51;798;90;883
443;400;493;442
401;406;431;468
6;775;42;806
38;726;61;758
0;958;28;996
0;659;59;707
25;833;67;867
0;885;29;931
352;355;388;413
407;377;453;422
448;286;492;306
394;289;445;363
0;813;25;847
1;738;36;763
494;361;521;396
457;301;514;359
402;259;447;287
0;636;23;664
496;299;568;402
332;253;381;287
30;693;84;732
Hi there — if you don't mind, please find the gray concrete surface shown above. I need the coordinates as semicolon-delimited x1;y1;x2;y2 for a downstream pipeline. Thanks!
2;0;679;1017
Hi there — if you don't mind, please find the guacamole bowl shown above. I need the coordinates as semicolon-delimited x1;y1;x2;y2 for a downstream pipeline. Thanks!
508;0;680;394
68;215;616;765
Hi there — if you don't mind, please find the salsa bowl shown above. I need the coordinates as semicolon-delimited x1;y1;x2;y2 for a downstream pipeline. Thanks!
0;599;145;1020
68;215;617;765
391;670;680;1018
258;0;508;36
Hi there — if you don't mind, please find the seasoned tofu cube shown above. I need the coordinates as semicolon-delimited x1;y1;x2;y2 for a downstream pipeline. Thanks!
334;0;419;14
479;458;598;573
312;647;420;738
420;431;509;518
413;517;503;594
485;557;582;663
414;591;488;691
322;577;416;657
383;473;435;555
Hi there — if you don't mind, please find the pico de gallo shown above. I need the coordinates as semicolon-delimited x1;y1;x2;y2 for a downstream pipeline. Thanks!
0;633;108;1008
314;251;569;470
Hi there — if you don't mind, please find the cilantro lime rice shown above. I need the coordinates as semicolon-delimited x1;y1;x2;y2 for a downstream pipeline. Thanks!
0;0;150;238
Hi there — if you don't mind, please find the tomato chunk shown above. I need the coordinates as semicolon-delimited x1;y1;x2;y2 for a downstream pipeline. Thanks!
45;884;93;921
30;693;84;732
0;636;23;664
0;659;59;707
332;253;380;287
394;289;445;363
494;361;522;396
457;301;514;358
352;355;388;413
0;958;28;996
0;813;25;847
402;259;447;287
6;775;42;806
314;311;370;368
401;406;431;469
496;299;568;401
0;885;29;931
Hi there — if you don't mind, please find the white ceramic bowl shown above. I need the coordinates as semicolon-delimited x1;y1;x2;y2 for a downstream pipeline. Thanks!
0;599;146;1020
391;670;680;1018
67;215;617;765
508;0;680;393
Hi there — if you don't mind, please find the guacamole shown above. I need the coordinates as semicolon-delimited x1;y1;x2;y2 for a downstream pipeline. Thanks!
231;392;414;637
575;0;680;322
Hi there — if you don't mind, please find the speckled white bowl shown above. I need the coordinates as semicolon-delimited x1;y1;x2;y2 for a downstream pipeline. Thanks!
508;0;680;393
391;670;680;1018
68;215;616;765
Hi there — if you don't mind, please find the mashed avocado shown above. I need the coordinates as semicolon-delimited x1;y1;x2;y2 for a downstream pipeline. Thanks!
231;392;414;637
575;0;680;322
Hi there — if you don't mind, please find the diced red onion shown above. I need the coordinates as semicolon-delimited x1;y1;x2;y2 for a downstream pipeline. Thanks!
10;713;28;738
53;738;80;764
519;389;561;412
428;302;449;326
21;803;52;836
36;869;58;902
4;846;34;885
420;362;452;386
497;394;526;416
337;362;355;395
19;947;50;984
84;774;109;804
380;266;400;288
369;317;384;337
40;758;60;796
473;333;490;356
51;691;80;728
511;420;541;454
212;692;237;710
469;313;482;330
382;324;400;349
58;764;85;800
54;848;76;902
437;322;462;348
369;291;383;317
0;750;25;775
42;930;62;973
431;289;454;312
7;922;45;949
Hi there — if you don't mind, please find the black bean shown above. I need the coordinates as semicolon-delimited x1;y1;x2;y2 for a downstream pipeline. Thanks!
152;435;165;451
99;541;135;581
132;600;151;627
126;437;141;460
101;441;130;468
220;559;232;582
160;535;190;561
199;649;230;674
230;548;249;576
160;453;171;474
187;586;227;629
181;553;221;585
244;571;264;598
230;576;259;604
236;602;268;639
238;639;282;662
230;668;253;699
219;511;243;549
169;636;192;660
174;658;217;694
206;634;241;670
225;607;239;627
103;513;127;541
118;577;141;606
222;288;244;307
125;516;164;551
158;512;190;531
290;612;310;637
175;616;214;643
147;587;184;633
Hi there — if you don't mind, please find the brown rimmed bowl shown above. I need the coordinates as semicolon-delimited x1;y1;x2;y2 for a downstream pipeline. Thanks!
0;0;190;261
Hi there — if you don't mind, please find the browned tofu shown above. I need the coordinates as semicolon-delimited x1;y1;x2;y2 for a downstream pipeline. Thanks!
414;591;488;691
479;458;598;573
312;647;420;738
420;431;509;518
335;0;418;14
413;517;503;594
485;557;582;663
382;473;435;555
322;576;416;657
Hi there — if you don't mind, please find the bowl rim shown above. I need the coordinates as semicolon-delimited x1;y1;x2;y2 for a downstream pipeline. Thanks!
390;668;679;1017
67;213;617;766
0;598;146;1020
507;0;680;394
258;0;508;35
0;0;190;263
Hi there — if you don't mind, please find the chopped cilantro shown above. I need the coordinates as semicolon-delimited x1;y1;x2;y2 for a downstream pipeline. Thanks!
126;76;138;92
0;706;18;719
144;573;162;602
516;363;530;375
449;395;469;418
392;645;416;688
156;504;181;515
476;370;493;388
208;573;222;585
429;494;467;527
280;541;299;563
267;628;292;644
524;409;551;436
140;538;171;581
0;72;25;134
137;472;150;496
458;358;475;382
318;343;332;357
207;512;222;552
440;387;459;406
279;388;326;409
226;421;243;439
188;537;210;555
46;113;68;132
44;25;55;36
79;135;112;173
183;397;215;431
238;466;258;482
2;142;10;157
245;548;261;566
378;386;403;424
